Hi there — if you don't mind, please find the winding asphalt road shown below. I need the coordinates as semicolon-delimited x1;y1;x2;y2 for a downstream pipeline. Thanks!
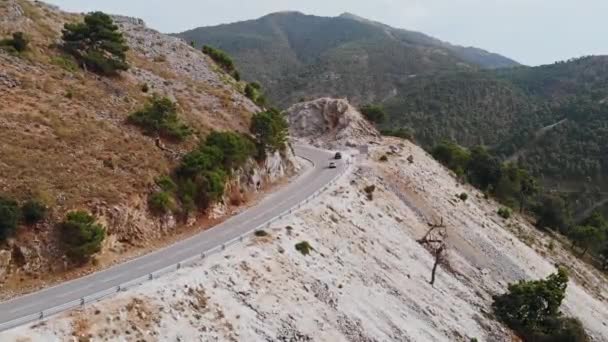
0;145;344;331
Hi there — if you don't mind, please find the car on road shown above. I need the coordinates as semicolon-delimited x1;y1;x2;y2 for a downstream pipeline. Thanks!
334;152;342;160
329;161;337;169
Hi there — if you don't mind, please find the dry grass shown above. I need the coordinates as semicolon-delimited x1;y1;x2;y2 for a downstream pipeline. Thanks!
0;0;256;291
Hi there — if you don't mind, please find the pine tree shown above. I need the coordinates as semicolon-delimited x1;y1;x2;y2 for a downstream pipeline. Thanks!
62;12;129;75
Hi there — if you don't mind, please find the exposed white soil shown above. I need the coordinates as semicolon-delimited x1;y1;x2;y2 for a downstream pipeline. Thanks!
4;138;608;342
4;98;607;341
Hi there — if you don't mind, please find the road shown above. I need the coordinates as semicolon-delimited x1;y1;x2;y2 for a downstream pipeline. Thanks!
0;145;344;331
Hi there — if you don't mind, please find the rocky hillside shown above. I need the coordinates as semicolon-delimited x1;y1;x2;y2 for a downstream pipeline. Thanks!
176;11;519;107
6;137;607;341
0;0;294;296
286;98;380;149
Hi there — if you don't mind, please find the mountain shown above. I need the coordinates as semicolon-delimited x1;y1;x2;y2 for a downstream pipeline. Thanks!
382;56;608;214
176;11;519;106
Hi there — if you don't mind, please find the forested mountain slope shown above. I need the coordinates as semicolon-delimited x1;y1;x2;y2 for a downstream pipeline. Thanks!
176;11;519;107
384;56;608;196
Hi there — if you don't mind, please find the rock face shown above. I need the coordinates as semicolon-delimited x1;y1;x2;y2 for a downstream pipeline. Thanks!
286;98;380;148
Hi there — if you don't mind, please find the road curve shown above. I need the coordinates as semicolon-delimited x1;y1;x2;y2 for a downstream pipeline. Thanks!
0;145;345;331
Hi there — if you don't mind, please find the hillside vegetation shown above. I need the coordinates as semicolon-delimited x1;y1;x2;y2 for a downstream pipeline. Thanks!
383;57;608;198
176;11;518;107
176;12;606;217
0;0;290;293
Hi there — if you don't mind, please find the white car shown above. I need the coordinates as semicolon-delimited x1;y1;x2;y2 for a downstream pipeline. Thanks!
329;161;337;169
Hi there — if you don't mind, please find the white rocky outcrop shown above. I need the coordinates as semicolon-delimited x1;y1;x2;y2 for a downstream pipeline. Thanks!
6;138;608;341
286;98;380;148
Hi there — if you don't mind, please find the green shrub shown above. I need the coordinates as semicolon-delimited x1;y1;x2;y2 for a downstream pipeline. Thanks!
380;128;412;140
61;12;129;76
295;241;313;256
534;195;571;231
467;146;503;190
50;55;79;72
379;155;388;162
497;207;512;219
431;141;471;178
178;145;224;177
60;211;105;262
128;96;191;141
171;130;258;213
205;131;256;170
360;104;386;125
202;45;239;79
156;176;177;192
148;191;176;215
198;169;228;205
0;196;20;240
250;108;288;152
254;230;269;237
244;82;267;107
493;268;589;342
21;200;47;225
176;169;227;210
141;83;149;93
0;32;29;52
459;193;468;202
568;225;603;256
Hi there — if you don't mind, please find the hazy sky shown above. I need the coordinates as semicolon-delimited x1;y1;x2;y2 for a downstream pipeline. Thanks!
45;0;608;66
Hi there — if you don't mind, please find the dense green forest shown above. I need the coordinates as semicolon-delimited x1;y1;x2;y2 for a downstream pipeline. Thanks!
432;141;608;272
383;56;608;202
177;11;518;107
178;14;608;220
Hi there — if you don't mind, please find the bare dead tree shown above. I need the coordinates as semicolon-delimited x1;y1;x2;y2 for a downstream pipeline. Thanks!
418;217;448;286
429;244;446;286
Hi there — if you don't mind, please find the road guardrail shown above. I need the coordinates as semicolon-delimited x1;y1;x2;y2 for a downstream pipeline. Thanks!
0;156;351;332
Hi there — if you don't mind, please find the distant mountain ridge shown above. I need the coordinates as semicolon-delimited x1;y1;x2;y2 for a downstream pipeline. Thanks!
176;11;519;106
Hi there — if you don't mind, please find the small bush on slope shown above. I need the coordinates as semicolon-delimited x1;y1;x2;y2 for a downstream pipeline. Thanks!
128;96;191;141
0;32;29;52
245;82;267;107
295;241;313;255
0;197;20;241
492;268;589;342
148;191;177;215
202;45;240;79
60;211;105;262
21;200;47;225
360;104;387;125
250;108;288;153
172;132;255;213
498;207;512;219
